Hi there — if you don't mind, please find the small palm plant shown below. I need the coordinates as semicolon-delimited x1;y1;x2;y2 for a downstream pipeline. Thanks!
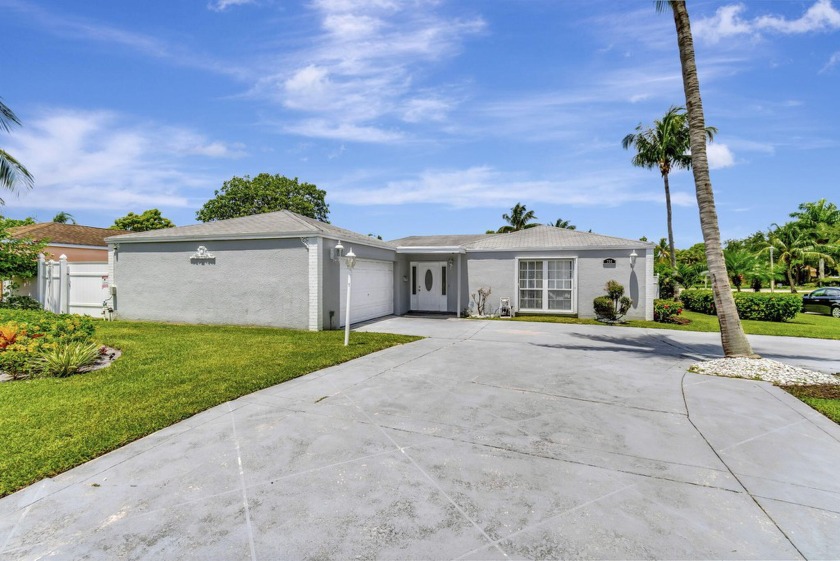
32;342;100;378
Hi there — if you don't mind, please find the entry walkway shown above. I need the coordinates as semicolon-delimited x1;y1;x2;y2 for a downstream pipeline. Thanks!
2;318;839;559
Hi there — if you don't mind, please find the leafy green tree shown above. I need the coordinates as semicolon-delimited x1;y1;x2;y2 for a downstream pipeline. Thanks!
1;99;33;203
658;0;753;357
52;212;75;224
0;215;35;228
497;203;538;233
0;222;46;290
622;106;716;268
551;218;576;230
111;209;175;232
197;173;329;223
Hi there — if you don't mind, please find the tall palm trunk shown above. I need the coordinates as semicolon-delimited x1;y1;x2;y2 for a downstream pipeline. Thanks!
670;1;755;357
662;172;677;268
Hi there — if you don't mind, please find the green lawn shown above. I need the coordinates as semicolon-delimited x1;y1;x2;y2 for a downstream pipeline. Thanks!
782;385;840;424
511;310;840;340
0;321;418;497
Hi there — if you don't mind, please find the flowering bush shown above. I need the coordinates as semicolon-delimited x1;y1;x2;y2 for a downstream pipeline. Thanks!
653;299;683;323
0;310;96;379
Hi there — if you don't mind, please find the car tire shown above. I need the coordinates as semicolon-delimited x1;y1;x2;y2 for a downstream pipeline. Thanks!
833;306;840;319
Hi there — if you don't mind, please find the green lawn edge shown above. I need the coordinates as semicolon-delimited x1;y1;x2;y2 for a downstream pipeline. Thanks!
506;310;840;340
0;320;420;498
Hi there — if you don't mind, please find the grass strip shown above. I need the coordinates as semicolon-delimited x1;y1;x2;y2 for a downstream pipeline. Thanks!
510;310;840;340
0;321;418;497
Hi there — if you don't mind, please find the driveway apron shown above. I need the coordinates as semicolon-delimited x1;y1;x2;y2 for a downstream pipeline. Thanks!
2;317;839;560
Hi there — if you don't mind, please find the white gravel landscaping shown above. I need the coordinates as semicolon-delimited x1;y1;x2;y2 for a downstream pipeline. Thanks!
689;357;840;386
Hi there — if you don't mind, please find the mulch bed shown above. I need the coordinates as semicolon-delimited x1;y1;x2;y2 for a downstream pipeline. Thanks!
784;384;840;400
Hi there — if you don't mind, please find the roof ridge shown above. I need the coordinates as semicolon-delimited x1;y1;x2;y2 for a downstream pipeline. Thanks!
279;210;322;233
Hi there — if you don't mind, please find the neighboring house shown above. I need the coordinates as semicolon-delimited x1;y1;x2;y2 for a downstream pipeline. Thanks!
8;223;130;262
7;223;131;315
106;210;655;329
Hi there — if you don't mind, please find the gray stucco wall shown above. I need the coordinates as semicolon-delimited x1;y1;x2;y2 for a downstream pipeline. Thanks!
464;249;652;319
113;238;310;328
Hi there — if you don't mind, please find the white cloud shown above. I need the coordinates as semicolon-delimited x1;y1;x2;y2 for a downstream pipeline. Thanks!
821;51;840;72
694;0;840;43
329;166;696;209
251;0;485;142
208;0;256;12
707;143;736;169
4;108;242;212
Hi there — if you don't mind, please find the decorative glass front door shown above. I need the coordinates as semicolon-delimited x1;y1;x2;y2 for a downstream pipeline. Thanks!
410;261;448;311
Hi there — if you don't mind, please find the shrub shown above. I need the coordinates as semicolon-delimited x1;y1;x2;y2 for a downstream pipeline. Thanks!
679;289;801;322
0;310;96;378
31;342;101;378
653;299;683;323
593;280;632;323
0;295;41;310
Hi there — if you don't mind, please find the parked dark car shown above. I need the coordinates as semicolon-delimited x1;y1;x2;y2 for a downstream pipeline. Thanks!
802;287;840;318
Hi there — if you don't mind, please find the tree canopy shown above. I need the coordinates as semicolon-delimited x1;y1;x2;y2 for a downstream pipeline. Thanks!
0;222;46;284
1;98;34;203
52;212;75;224
111;209;175;232
196;173;329;223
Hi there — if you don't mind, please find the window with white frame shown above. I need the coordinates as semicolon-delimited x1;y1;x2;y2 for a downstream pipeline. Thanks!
518;259;574;311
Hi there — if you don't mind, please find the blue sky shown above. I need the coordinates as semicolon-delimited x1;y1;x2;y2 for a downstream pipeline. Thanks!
2;0;838;247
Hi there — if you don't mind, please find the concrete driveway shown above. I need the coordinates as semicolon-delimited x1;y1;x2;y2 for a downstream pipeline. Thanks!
2;318;840;560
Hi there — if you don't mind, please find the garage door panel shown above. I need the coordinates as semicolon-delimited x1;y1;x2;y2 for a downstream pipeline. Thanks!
339;259;393;326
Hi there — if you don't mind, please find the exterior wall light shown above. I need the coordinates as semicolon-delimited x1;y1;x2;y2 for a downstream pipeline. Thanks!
630;250;638;268
333;241;344;261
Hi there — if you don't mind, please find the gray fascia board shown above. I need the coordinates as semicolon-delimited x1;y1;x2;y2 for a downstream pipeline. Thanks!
466;244;653;253
395;246;467;254
106;231;397;252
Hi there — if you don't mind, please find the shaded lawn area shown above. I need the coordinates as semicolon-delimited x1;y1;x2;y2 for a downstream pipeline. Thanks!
512;310;840;340
0;321;419;497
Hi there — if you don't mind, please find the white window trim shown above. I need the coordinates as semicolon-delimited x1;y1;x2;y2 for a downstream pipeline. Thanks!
513;256;578;314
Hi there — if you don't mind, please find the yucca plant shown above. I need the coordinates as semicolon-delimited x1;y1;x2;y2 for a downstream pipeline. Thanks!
31;342;100;378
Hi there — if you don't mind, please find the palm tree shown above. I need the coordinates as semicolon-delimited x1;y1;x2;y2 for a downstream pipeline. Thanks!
52;211;76;224
498;203;538;233
622;106;716;268
1;99;33;204
551;218;576;230
723;249;757;292
658;0;754;357
764;223;837;292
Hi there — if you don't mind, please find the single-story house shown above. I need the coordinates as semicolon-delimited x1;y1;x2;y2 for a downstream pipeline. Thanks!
105;210;655;329
9;223;130;262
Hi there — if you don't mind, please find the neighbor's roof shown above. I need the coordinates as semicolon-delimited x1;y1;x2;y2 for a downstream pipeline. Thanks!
105;210;394;250
393;226;652;251
9;223;130;247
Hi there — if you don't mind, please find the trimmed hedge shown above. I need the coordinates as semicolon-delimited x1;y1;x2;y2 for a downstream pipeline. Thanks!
680;289;802;322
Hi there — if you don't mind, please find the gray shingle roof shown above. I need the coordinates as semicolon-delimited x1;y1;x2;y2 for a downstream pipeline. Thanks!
106;212;650;252
390;234;488;247
464;226;652;250
393;226;651;251
105;210;394;249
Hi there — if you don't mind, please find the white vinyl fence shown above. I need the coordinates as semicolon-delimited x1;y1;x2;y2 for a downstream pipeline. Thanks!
32;255;112;317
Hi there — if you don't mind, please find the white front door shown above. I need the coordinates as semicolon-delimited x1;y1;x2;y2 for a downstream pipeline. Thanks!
410;261;448;312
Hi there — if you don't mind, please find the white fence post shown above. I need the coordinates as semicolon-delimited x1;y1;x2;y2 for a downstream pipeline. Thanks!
59;255;69;314
37;254;46;308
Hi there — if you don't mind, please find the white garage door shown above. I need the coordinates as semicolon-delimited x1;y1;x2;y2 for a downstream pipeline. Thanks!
339;259;394;327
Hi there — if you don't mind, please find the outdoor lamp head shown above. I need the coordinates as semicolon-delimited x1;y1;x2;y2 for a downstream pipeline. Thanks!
345;248;357;270
630;250;638;266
